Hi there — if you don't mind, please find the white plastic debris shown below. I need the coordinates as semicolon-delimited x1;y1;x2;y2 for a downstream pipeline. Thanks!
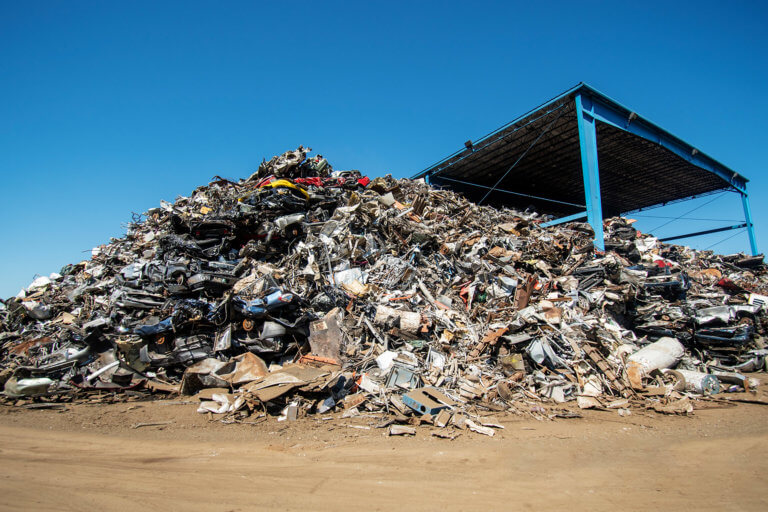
26;275;52;292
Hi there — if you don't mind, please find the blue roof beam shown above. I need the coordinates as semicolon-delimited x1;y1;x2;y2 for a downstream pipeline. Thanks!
578;88;747;194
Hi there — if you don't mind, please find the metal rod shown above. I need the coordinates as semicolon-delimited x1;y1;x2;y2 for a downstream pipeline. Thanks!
647;192;726;233
659;223;747;242
620;188;734;215
432;176;586;208
632;215;744;222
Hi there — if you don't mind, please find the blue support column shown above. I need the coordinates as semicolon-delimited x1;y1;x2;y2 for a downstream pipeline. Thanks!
574;93;605;251
740;190;759;256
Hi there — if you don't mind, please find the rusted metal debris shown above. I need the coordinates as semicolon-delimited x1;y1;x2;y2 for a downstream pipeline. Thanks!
0;147;766;436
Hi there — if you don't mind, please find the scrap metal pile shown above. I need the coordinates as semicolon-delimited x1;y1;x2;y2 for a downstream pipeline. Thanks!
1;147;767;434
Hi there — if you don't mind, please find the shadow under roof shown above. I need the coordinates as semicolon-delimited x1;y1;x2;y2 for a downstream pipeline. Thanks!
412;83;747;219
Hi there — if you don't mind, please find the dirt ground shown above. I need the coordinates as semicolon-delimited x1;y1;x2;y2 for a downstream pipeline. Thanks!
1;384;767;512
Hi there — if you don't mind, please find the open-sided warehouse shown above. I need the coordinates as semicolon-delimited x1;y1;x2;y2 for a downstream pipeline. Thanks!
412;83;758;255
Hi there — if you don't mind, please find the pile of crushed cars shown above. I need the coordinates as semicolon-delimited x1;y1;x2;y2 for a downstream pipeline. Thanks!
1;147;766;436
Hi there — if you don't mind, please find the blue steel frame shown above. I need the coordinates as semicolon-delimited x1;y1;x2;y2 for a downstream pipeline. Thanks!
485;83;759;256
540;92;605;249
741;190;758;255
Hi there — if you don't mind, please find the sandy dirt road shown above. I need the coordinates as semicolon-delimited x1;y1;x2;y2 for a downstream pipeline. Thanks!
0;396;767;512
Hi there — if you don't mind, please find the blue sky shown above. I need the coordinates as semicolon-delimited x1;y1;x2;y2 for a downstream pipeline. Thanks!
1;1;766;297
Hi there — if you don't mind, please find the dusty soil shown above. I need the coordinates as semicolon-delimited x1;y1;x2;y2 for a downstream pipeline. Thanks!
1;384;767;511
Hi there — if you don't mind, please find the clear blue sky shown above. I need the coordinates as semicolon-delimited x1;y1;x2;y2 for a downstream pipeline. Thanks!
1;1;766;298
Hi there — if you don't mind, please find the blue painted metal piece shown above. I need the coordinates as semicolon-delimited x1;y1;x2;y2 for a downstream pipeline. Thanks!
740;190;758;256
574;93;605;252
540;211;588;227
